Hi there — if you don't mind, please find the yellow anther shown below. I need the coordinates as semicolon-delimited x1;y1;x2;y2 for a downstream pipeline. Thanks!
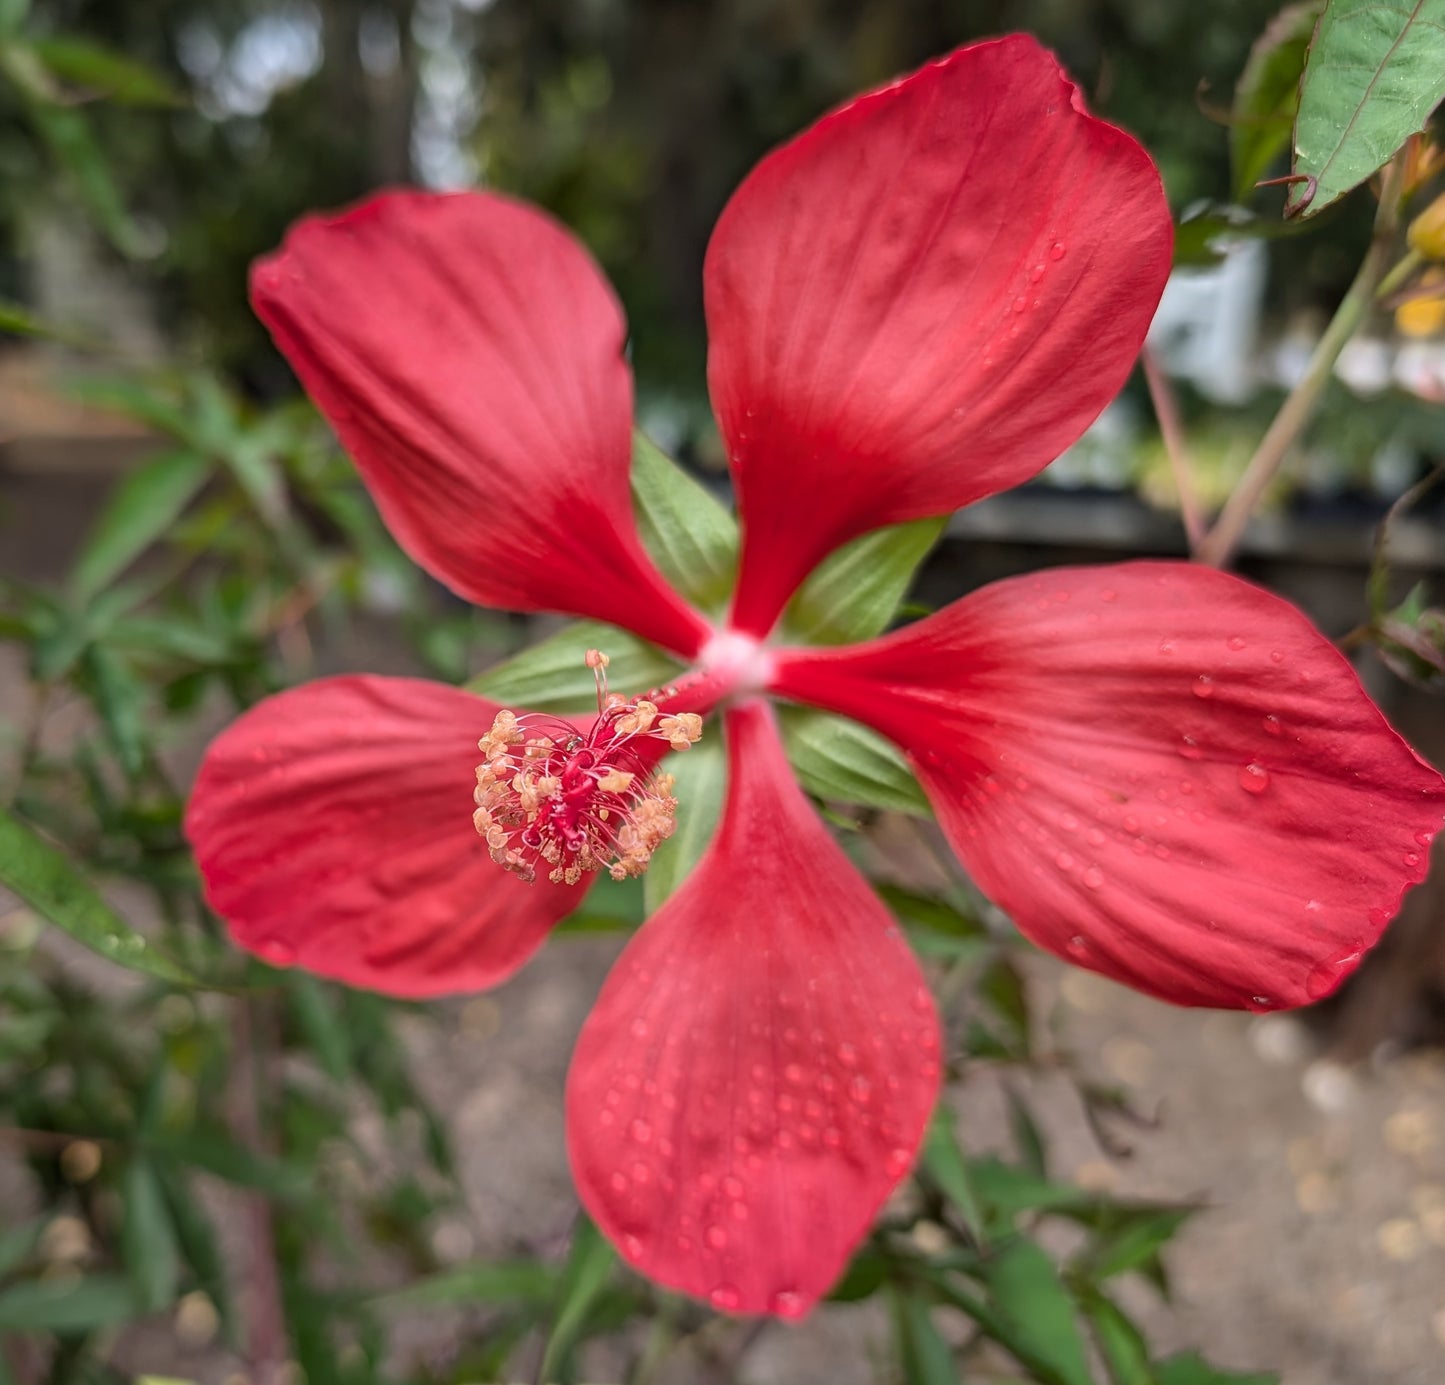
585;649;610;669
614;699;658;735
658;713;703;750
597;768;635;793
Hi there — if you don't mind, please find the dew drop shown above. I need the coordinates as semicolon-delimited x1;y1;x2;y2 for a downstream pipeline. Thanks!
1082;865;1105;890
1153;843;1171;860
848;1074;873;1105
722;1174;744;1199
1067;934;1089;954
1086;827;1106;847
623;1234;643;1258
1237;762;1270;795
1249;995;1273;1011
630;1017;650;1039
1262;714;1282;737
705;1225;728;1250
1101;588;1118;602
1192;674;1215;699
1054;850;1076;871
709;1283;740;1311
1012;294;1028;314
1123;814;1142;835
770;1289;806;1319
1178;734;1203;761
837;1041;858;1068
885;1147;912;1177
1414;829;1433;847
256;939;296;968
1049;241;1066;260
1227;636;1246;651
628;1118;653;1145
609;1171;628;1193
730;1200;750;1222
1269;649;1285;664
1158;638;1176;656
1405;851;1421;869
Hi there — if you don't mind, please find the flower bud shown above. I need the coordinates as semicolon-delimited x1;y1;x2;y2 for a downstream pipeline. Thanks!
1408;191;1445;260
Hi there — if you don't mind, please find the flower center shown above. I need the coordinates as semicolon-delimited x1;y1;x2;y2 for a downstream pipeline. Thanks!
699;629;776;700
473;650;703;885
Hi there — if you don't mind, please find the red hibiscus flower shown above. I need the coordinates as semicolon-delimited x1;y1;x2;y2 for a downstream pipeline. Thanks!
185;35;1445;1318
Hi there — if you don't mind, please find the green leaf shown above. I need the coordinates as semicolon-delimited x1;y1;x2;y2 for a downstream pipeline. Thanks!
0;0;30;36
0;809;202;986
367;1261;558;1310
1288;0;1445;216
969;1158;1093;1231
1156;1353;1279;1385
779;706;930;817
1079;1287;1155;1385
920;1109;988;1245
1231;3;1325;199
879;884;990;962
121;1157;181;1312
1082;1207;1193;1282
0;297;94;347
31;38;184;105
0;1222;42;1277
631;432;738;611
84;645;148;778
23;99;146;255
148;1133;311;1201
643;733;726;914
157;1169;237;1343
71;450;211;601
539;1215;615;1379
782;517;944;645
978;1239;1093;1385
889;1287;958;1385
286;974;352;1084
0;1275;141;1333
469;620;683;713
556;873;647;932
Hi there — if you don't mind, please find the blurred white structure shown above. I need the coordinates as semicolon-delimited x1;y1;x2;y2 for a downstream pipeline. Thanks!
1147;237;1268;404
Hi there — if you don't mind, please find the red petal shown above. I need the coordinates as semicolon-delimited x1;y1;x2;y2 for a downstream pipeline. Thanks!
566;699;940;1317
252;190;710;658
706;36;1172;637
772;564;1445;1010
186;676;584;997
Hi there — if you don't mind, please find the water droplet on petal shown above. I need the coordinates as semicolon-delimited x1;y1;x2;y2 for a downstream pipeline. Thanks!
609;1171;628;1193
1405;851;1421;869
1082;865;1105;890
1269;649;1285;664
1123;815;1141;835
1178;734;1203;761
630;1017;650;1039
1262;714;1282;737
1227;636;1246;651
1012;295;1028;314
1067;934;1089;954
1049;241;1066;260
837;1041;857;1068
1249;995;1273;1011
885;1147;912;1178
769;1289;806;1319
628;1118;653;1145
1192;675;1215;699
849;1075;873;1105
1054;850;1076;871
705;1225;728;1250
1158;638;1176;656
1238;762;1270;794
709;1283;740;1311
256;939;296;968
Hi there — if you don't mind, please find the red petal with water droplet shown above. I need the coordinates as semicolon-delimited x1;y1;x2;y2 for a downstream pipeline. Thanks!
252;190;710;658
772;563;1445;1010
186;676;585;997
706;36;1172;637
566;699;940;1316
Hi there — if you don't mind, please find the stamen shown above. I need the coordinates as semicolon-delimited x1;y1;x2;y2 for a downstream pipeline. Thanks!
473;653;702;886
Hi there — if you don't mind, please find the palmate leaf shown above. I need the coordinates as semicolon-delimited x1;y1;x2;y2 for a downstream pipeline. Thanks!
1288;0;1445;216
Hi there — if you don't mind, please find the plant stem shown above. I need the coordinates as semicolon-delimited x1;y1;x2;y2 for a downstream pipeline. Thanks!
1194;157;1409;569
1141;344;1204;549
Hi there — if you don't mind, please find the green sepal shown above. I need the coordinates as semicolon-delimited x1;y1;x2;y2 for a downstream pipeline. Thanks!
781;516;944;645
468;619;683;714
779;706;930;817
631;431;738;613
642;734;726;915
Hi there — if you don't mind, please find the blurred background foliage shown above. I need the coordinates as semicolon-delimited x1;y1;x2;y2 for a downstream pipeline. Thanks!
1;1;1443;1383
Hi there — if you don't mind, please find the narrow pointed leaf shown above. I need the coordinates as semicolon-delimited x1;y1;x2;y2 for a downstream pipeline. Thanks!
783;517;944;645
1079;1286;1155;1385
890;1288;958;1385
539;1216;616;1379
978;1239;1093;1385
921;1110;988;1244
779;706;930;817
1288;0;1445;215
121;1157;181;1312
1231;2;1325;199
632;432;738;612
31;38;184;106
642;733;725;914
71;450;211;601
470;620;683;713
1157;1354;1279;1385
0;1275;142;1333
0;809;202;986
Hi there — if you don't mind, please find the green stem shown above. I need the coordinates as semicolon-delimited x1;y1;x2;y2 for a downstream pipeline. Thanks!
1195;158;1410;569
